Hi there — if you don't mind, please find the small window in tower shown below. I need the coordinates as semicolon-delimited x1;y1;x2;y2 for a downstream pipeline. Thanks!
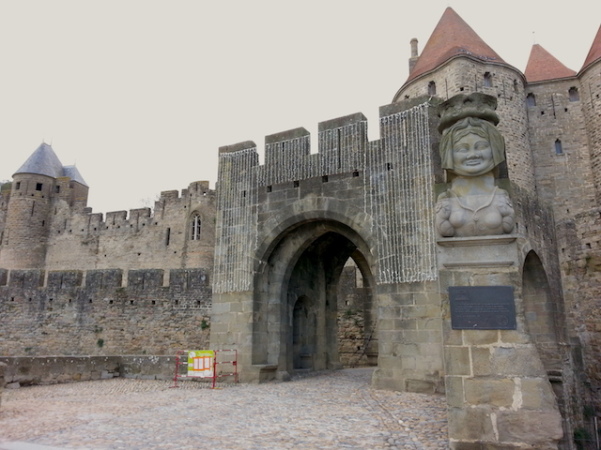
55;186;60;193
36;183;43;191
428;81;436;96
526;93;536;107
15;182;21;190
483;72;492;87
554;139;563;155
568;87;579;102
190;214;201;240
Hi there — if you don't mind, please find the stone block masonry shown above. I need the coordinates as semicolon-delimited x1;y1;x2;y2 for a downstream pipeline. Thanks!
0;268;212;357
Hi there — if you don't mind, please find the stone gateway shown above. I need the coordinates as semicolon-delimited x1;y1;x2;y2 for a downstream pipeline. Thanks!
1;6;601;450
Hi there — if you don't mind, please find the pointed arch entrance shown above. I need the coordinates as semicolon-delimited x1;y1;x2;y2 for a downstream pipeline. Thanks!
252;219;376;375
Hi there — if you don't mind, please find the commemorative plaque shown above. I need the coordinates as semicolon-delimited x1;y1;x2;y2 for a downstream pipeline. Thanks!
449;286;516;330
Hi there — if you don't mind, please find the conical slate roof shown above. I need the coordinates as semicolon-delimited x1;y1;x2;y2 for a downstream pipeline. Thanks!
406;7;505;83
581;24;601;72
14;143;88;186
63;165;88;186
15;142;64;179
524;44;576;82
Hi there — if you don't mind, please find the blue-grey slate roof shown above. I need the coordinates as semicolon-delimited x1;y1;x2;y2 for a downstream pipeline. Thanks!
14;143;88;187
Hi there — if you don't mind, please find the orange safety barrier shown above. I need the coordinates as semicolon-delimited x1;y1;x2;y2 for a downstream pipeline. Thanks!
171;349;238;388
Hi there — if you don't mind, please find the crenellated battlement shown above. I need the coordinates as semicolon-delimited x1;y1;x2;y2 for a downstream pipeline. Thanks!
0;267;212;356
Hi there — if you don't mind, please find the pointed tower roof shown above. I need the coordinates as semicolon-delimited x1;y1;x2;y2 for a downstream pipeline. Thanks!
406;7;505;83
524;44;576;83
14;143;88;186
63;165;88;186
15;142;64;179
581;24;601;72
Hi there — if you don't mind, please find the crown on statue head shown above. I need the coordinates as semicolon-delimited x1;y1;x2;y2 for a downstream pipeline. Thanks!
437;92;499;133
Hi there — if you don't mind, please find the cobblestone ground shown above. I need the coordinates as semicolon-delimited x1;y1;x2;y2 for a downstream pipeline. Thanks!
0;368;449;450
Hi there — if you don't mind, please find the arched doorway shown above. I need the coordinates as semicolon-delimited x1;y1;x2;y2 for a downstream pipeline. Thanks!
252;220;376;376
522;251;561;370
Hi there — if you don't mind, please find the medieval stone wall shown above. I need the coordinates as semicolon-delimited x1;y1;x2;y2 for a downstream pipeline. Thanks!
43;181;216;272
556;209;601;408
0;268;211;357
525;77;595;222
580;60;601;201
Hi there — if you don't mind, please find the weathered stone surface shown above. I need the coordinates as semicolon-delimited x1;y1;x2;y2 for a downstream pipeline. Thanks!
464;377;514;407
496;409;563;446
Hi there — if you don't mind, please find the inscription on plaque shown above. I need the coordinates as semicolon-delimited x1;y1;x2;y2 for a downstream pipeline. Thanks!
449;286;516;330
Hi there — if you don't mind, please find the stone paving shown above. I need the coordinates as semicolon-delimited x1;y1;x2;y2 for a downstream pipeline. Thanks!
0;368;449;449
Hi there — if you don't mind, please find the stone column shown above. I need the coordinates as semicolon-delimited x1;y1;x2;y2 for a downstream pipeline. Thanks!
438;236;563;449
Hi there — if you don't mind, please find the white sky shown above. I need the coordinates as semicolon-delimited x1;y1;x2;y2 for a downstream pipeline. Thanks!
1;0;600;214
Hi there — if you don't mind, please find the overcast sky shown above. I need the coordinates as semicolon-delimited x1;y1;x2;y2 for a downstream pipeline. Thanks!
1;0;599;214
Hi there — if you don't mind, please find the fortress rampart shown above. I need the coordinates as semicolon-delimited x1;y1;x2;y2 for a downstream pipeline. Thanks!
0;268;211;357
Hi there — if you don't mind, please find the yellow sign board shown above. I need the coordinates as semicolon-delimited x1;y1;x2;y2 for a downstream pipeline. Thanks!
187;350;215;378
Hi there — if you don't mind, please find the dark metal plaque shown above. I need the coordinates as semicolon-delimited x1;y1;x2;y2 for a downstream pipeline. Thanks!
449;286;516;330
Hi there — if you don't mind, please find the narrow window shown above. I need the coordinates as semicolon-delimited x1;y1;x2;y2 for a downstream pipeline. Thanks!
428;81;436;96
55;186;60;193
15;182;21;190
190;214;201;240
568;87;579;102
35;183;43;191
166;227;171;246
555;139;563;155
526;93;536;107
483;72;493;87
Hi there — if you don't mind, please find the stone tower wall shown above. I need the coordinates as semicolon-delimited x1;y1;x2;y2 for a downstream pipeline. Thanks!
580;60;601;201
394;59;536;194
0;174;55;268
525;77;595;222
15;181;217;274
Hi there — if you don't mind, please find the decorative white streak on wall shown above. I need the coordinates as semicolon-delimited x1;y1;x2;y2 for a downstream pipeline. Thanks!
213;148;258;294
368;103;436;283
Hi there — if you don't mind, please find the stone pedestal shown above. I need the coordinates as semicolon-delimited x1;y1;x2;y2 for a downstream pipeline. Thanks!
438;236;563;449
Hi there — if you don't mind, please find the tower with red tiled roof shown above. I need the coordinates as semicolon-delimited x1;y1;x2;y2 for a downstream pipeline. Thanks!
395;7;601;444
394;7;536;195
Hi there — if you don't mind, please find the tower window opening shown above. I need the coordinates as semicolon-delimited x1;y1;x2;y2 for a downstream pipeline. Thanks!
428;81;437;96
15;182;20;190
55;186;60;193
568;87;579;102
526;93;536;107
35;183;43;191
322;176;328;183
166;227;171;246
554;139;563;155
191;214;201;240
483;72;492;87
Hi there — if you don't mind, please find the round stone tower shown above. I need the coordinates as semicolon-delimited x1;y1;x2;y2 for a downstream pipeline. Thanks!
0;143;88;269
393;7;536;194
579;25;601;201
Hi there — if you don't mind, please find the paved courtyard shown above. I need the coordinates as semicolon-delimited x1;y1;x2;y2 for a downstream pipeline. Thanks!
0;368;449;449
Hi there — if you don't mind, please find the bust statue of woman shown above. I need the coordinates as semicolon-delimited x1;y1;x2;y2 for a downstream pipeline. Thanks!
435;113;515;237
